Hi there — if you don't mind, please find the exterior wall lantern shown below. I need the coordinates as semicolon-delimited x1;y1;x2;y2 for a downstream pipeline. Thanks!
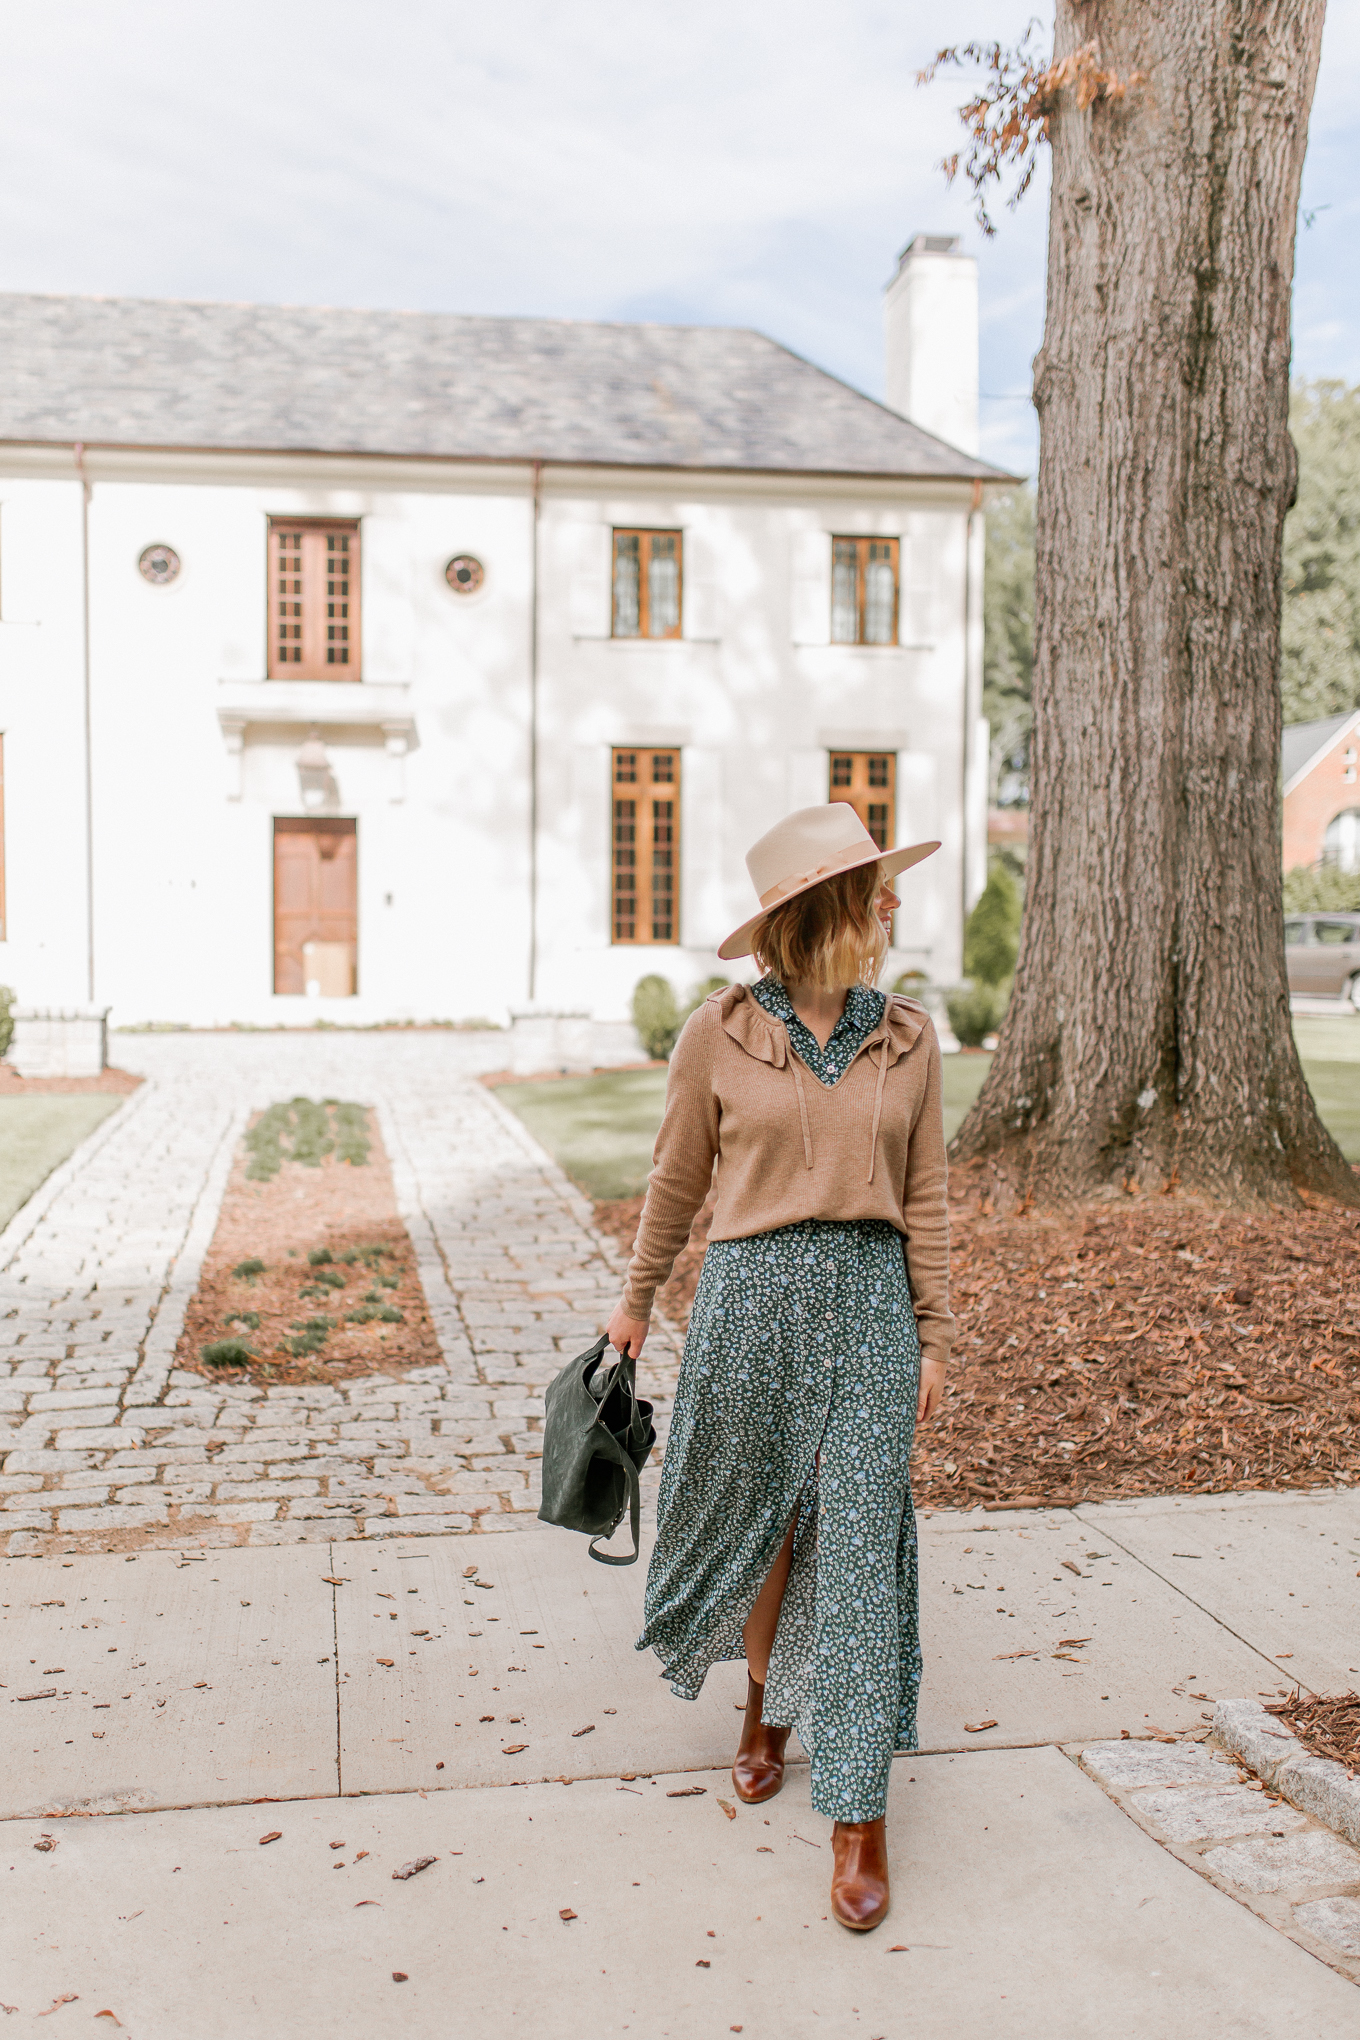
297;726;337;810
381;719;410;803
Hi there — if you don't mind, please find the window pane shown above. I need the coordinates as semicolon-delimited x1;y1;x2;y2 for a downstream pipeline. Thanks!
863;552;896;644
651;799;675;941
647;535;680;637
651;752;674;784
269;522;360;679
614;751;638;784
867;755;890;788
613;798;638;940
831;539;859;644
1323;807;1360;873
866;802;890;850
613;533;641;637
830;755;853;788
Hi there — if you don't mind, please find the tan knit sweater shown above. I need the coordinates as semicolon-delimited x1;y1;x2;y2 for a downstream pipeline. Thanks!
621;983;954;1367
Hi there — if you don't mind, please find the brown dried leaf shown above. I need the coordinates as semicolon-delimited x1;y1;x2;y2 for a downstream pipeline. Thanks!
258;1831;282;1845
391;1856;437;1881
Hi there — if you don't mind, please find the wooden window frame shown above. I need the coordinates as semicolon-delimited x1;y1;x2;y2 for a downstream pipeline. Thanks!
828;750;896;853
611;748;681;944
612;529;684;640
830;536;900;647
267;517;362;680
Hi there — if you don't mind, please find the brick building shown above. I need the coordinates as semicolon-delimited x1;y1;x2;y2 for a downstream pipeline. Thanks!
1281;710;1360;874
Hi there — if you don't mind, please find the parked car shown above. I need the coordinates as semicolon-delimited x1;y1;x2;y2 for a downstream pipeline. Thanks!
1285;913;1360;1004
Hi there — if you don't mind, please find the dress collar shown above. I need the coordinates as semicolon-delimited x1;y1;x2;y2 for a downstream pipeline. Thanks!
749;976;886;1088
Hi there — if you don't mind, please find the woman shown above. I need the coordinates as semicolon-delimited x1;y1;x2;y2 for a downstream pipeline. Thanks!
606;801;953;1933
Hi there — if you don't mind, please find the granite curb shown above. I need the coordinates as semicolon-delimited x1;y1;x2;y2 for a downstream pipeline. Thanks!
1215;1697;1360;1852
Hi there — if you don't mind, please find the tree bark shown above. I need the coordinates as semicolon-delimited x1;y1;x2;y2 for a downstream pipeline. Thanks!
954;0;1357;1208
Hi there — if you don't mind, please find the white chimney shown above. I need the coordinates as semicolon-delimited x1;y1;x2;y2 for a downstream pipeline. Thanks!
883;234;979;456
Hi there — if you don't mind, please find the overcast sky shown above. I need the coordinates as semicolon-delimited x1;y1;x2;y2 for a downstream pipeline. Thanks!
0;0;1354;478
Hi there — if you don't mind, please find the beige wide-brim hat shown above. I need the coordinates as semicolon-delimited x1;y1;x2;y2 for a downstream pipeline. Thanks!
717;802;941;962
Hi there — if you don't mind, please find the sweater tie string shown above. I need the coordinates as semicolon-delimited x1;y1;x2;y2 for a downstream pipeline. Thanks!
789;1058;814;1170
867;1037;889;1183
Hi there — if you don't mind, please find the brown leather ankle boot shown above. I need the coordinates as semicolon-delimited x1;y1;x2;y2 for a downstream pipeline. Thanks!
731;1673;791;1804
830;1818;890;1931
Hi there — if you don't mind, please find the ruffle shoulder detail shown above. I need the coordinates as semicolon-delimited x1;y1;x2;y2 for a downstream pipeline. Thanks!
712;982;788;1069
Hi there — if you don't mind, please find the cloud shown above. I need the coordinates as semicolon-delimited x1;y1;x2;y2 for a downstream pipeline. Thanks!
0;0;1349;479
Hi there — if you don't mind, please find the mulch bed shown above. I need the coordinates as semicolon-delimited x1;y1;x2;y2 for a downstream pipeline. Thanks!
0;1063;141;1095
593;1182;1360;1511
1268;1691;1360;1776
176;1099;442;1387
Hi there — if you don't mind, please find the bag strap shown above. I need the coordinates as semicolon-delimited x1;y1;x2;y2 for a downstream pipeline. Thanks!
587;1446;642;1566
587;1340;643;1566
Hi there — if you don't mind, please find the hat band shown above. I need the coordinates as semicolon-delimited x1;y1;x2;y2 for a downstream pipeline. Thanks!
757;847;869;910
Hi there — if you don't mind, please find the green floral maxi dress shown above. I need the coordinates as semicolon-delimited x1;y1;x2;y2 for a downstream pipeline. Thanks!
636;979;923;1824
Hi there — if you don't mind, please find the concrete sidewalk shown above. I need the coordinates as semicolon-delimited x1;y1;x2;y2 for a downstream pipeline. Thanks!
3;1489;1359;2034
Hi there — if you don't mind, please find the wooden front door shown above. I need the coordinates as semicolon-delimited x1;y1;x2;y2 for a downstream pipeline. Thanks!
273;819;358;996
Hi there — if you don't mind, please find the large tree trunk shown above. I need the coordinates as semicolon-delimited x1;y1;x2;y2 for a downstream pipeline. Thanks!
955;0;1356;1208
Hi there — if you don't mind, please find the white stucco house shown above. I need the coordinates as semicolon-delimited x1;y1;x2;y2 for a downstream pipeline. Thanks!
0;233;1009;1048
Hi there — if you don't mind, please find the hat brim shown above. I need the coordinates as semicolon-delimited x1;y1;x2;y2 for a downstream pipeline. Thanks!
716;839;942;962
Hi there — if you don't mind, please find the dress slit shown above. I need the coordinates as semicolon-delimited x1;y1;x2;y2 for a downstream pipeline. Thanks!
637;1216;922;1823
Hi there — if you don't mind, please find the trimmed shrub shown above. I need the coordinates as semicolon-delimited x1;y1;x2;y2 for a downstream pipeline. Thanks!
946;978;1011;1048
0;985;13;1060
685;975;730;1014
963;864;1022;985
632;975;682;1060
1283;864;1360;913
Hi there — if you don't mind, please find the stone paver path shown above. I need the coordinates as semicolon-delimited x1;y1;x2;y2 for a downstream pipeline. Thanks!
0;1033;680;1557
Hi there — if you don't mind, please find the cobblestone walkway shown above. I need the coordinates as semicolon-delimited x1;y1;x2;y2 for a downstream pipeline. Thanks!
0;1033;680;1557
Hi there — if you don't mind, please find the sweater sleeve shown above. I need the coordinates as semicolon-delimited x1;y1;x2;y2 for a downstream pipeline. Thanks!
621;1004;721;1321
900;1020;955;1369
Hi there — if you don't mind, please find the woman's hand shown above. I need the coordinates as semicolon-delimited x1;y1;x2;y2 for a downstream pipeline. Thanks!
606;1301;650;1360
916;1359;946;1427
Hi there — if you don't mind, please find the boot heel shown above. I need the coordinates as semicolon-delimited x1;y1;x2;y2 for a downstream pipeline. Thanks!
732;1673;792;1805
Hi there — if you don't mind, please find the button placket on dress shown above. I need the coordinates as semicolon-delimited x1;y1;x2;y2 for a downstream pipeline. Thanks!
636;970;926;1825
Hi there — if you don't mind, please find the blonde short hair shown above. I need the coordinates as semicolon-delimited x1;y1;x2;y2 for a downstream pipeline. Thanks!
751;860;887;989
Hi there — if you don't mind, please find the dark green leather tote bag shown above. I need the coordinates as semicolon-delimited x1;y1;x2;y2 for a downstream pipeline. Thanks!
538;1333;656;1565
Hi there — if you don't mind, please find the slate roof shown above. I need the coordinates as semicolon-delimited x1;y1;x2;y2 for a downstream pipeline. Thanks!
0;291;1008;481
1282;710;1360;791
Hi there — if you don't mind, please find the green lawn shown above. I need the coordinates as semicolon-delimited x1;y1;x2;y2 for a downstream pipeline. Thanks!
497;1069;670;1200
497;1015;1360;1196
0;1096;125;1232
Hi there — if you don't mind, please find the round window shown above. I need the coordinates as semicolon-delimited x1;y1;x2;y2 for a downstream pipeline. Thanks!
445;554;485;596
138;543;181;585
